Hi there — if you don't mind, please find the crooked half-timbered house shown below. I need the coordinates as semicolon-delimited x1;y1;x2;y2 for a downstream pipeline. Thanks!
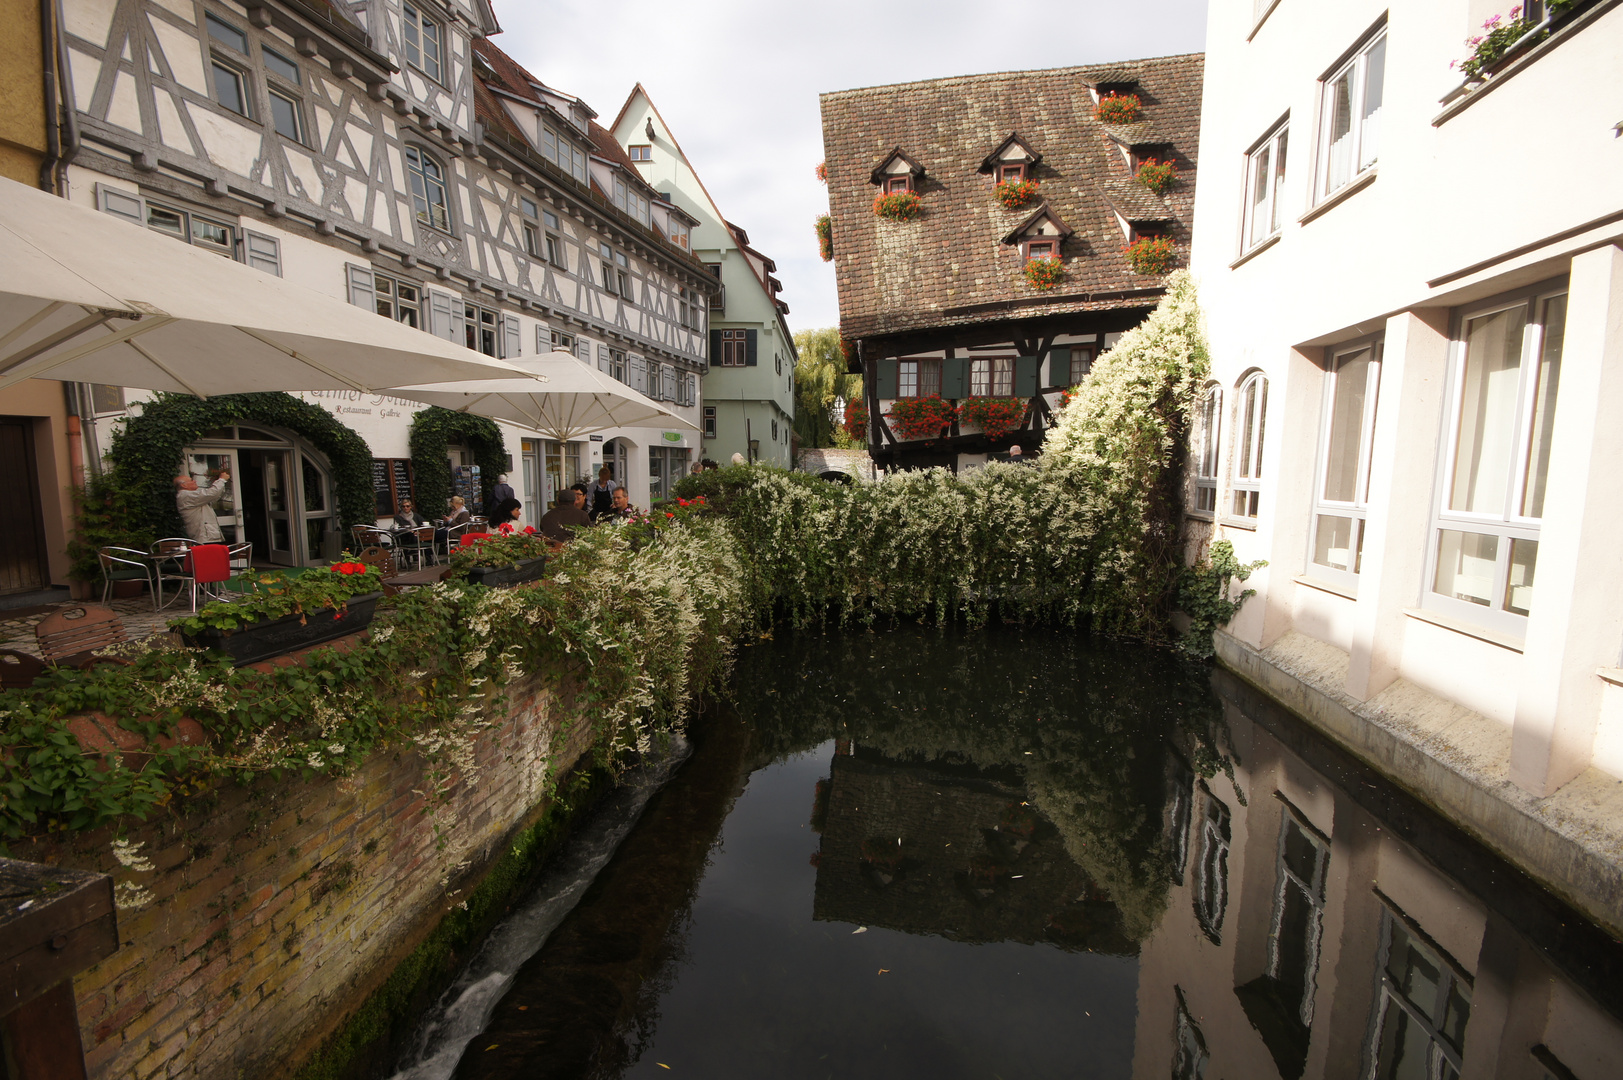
46;0;714;562
819;55;1202;472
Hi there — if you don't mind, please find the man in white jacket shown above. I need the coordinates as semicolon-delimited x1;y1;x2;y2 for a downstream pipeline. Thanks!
175;470;231;542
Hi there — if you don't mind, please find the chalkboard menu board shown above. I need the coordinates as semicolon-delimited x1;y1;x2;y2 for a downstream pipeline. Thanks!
372;458;414;517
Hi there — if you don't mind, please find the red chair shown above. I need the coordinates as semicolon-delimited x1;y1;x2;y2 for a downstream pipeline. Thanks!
458;532;494;549
186;544;232;612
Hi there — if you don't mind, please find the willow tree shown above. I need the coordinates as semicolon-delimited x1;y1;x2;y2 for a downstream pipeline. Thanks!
792;327;863;449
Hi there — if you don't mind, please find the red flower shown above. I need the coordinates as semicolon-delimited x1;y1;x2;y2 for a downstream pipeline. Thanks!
523;525;537;535
665;512;675;518
678;498;689;507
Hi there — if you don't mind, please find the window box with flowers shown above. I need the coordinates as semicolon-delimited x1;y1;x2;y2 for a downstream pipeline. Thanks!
1024;256;1065;290
174;560;384;666
886;395;957;441
1451;5;1553;79
1135;157;1177;194
815;214;833;261
843;398;868;442
1094;93;1142;124
816;162;827;183
873;190;923;222
995;178;1041;210
958;397;1028;440
1125;235;1175;274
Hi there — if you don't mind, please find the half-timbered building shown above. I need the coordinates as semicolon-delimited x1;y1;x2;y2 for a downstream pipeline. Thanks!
819;55;1203;472
44;0;714;561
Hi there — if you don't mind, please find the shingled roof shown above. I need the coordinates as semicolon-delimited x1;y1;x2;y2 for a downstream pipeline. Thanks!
819;53;1202;341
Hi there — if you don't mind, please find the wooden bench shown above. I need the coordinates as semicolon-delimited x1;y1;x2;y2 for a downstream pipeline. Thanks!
35;606;130;669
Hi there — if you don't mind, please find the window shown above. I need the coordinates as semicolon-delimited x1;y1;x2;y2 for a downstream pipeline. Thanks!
1427;286;1565;627
1316;29;1385;202
970;357;1014;397
1193;788;1230;944
717;329;748;366
884;176;912;194
682;372;697;407
1230;371;1269;520
212;60;249;117
996;163;1026;183
522;221;540;258
1367;904;1471;1080
402;2;443;83
1023;238;1058;262
540;126;589;184
609;348;627;383
1193;384;1221;514
405;147;450;232
1267;807;1330;1029
1173;991;1209;1080
1049;345;1093;388
263;46;300;85
703;405;717;438
898;359;941;399
374;273;422;328
205;13;248;54
465;302;498;357
667;219;689;250
540;209;564;267
1243;122;1288;250
613;176;652;228
268;88;302;142
628;144;653;161
146;201;236;257
548;327;576;355
1311;339;1382;577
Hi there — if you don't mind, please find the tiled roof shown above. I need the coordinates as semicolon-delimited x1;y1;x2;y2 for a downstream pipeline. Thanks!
1101;179;1172;223
1101;120;1173;147
819;53;1202;341
586;120;644;174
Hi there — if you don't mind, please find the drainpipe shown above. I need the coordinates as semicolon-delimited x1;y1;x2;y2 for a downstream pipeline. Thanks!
38;0;61;192
55;0;81;195
62;382;85;490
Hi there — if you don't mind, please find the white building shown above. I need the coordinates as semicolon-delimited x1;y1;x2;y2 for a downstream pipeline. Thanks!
49;0;714;565
1188;0;1622;810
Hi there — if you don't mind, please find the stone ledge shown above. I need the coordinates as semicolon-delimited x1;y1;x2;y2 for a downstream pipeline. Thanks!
1215;629;1623;936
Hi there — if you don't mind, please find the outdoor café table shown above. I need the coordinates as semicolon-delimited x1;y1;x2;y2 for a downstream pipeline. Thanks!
381;564;449;598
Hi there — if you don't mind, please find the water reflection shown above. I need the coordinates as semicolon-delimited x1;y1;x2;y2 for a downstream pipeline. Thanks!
452;627;1623;1080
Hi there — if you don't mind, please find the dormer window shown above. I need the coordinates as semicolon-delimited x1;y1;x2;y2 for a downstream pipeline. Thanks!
979;134;1043;184
997;163;1026;183
869;147;926;191
884;176;913;194
1002;201;1074;259
1023;238;1058;262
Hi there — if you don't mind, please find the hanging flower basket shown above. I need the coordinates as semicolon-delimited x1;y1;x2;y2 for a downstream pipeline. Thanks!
1135;157;1177;194
885;395;957;441
815;162;828;183
994;178;1040;210
1124;236;1175;274
1094;93;1142;124
843;398;868;442
872;191;922;222
959;397;1027;440
815;214;833;262
1023;256;1065;291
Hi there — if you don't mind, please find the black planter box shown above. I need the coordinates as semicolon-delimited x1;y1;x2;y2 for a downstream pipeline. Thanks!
463;557;547;589
183;592;383;666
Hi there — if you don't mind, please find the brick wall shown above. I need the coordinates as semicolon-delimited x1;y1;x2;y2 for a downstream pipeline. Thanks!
11;663;600;1079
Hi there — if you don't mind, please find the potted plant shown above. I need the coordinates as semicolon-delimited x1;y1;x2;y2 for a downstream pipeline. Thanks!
815;214;833;262
173;559;384;666
885;395;958;441
815;162;828;183
1094;92;1142;124
959;397;1028;440
1023;256;1065;291
995;178;1040;210
1451;7;1540;79
448;531;550;588
1135;157;1177;194
872;190;923;222
1124;235;1175;274
65;474;152;601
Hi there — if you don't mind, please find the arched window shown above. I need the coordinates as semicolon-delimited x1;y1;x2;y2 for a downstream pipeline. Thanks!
405;146;449;233
1193;382;1221;514
1231;371;1268;520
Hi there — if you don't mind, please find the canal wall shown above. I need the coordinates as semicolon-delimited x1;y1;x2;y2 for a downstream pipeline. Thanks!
9;641;603;1080
1215;629;1623;937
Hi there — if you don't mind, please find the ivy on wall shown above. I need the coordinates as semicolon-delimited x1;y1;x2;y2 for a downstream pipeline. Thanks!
408;407;508;517
103;392;376;547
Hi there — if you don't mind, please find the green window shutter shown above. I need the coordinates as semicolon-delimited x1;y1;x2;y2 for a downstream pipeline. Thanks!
1047;347;1072;387
941;356;967;399
745;328;758;366
876;359;899;399
1015;356;1039;397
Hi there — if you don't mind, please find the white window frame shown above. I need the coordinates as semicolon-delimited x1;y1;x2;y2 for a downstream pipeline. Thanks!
1193;786;1230;945
1227;370;1269;524
1192;383;1221;517
1267;802;1330;1029
1364;899;1472;1080
1242;119;1288;253
1422;280;1567;635
703;405;717;438
1314;25;1386;204
1308;337;1382;585
401;2;444;84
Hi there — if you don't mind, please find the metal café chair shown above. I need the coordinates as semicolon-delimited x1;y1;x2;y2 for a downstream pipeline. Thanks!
98;546;159;608
150;537;195;610
409;525;437;568
442;520;473;559
187;544;233;612
351;524;389;551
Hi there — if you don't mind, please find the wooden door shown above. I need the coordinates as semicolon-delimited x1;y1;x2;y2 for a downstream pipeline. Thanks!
0;418;50;595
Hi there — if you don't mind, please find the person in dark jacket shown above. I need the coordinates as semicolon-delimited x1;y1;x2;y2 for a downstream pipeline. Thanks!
588;466;616;521
536;489;591;542
393;499;426;530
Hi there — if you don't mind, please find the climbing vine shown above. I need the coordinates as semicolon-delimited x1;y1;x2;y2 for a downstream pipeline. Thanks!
99;392;375;546
407;407;508;519
1176;539;1266;658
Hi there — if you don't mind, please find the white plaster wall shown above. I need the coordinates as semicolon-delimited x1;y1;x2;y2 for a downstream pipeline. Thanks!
1288;585;1358;657
1373;837;1487;977
1396;617;1522;729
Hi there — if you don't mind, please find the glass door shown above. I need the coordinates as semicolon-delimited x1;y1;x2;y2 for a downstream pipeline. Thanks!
181;449;241;542
261;450;296;564
521;439;542;521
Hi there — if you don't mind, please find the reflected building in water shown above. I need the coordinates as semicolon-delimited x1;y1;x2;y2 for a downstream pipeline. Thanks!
1136;671;1623;1080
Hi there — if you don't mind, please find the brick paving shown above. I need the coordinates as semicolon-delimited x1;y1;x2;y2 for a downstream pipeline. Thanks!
0;590;207;659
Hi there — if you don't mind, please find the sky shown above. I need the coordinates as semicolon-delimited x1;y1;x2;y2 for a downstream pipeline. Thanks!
495;0;1209;333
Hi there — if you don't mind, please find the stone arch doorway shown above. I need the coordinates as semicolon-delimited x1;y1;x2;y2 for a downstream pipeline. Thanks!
602;438;633;490
182;424;340;566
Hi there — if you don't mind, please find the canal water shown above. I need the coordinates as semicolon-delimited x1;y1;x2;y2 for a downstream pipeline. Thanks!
401;626;1623;1080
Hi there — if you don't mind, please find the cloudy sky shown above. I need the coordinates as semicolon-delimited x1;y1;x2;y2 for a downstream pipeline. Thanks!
496;0;1208;332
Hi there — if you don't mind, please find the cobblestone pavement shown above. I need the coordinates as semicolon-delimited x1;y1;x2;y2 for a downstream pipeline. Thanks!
0;590;200;659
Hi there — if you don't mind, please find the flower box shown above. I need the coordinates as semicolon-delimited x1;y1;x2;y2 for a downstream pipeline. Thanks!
1124;236;1175;275
182;592;382;666
464;556;547;589
1094;93;1141;124
872;191;922;222
995;178;1040;210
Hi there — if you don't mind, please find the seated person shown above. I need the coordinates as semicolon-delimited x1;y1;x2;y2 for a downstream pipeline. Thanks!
536;489;592;542
441;496;471;527
601;485;640;522
393;499;427;530
492;497;532;534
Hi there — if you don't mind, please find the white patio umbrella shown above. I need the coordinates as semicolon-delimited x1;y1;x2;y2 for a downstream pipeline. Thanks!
391;350;697;442
0;176;536;395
